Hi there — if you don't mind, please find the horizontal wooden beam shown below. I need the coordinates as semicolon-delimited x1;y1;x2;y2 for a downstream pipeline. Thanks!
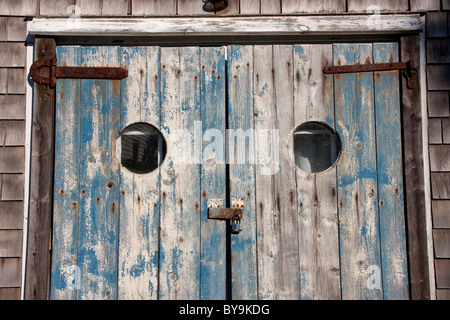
28;14;423;37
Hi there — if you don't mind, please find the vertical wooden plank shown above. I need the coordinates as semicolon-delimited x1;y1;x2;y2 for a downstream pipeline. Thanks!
199;46;227;300
25;37;56;300
401;35;431;300
132;0;177;15
159;47;201;300
50;46;80;300
253;45;277;299
227;45;257;300
373;42;409;300
254;45;300;299
118;46;161;299
273;44;301;299
240;0;259;14
334;43;383;300
282;0;346;13
293;44;341;300
77;46;121;300
260;0;281;14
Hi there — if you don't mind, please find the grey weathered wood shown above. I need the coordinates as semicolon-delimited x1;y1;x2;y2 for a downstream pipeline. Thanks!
410;0;440;11
0;0;37;16
428;91;449;118
0;147;24;173
427;39;450;64
431;173;450;199
428;118;442;144
1;174;24;201
0;17;6;41
0;43;26;67
437;289;450;300
0;287;20;299
435;259;450;288
100;0;129;15
0;96;26;120
7;17;27;41
282;0;345;13
39;0;74;17
294;44;340;300
0;257;21;287
24;38;56;300
444;0;450;10
0;68;7;94
0;121;25;146
0;201;23;229
428;65;450;91
432;200;450;228
7;68;26;94
28;15;423;36
442;117;450;144
0;230;22;257
347;0;408;12
260;0;280;14
74;0;128;16
132;0;177;15
426;12;448;38
430;145;450;172
401;35;431;300
240;0;259;14
433;230;450;258
75;0;102;16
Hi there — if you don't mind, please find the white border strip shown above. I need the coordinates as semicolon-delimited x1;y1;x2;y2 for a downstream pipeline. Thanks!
27;15;422;37
22;30;35;300
420;16;436;300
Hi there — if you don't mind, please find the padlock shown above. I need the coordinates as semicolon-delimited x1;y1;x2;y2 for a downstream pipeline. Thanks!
231;212;242;234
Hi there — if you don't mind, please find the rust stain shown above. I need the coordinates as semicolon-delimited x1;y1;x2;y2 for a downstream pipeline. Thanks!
380;200;384;207
111;202;116;213
96;197;100;205
162;191;166;199
195;203;199;211
60;189;64;196
71;202;77;210
106;181;115;189
202;190;207;198
121;190;125;196
246;191;251;197
179;198;183;205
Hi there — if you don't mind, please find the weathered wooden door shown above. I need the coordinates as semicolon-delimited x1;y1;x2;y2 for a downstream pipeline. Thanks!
50;43;409;300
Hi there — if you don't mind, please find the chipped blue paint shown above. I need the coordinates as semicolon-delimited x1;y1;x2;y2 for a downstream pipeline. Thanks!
200;47;227;300
373;43;409;300
334;43;383;300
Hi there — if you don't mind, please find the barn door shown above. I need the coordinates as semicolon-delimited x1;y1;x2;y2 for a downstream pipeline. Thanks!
226;43;409;300
50;43;409;300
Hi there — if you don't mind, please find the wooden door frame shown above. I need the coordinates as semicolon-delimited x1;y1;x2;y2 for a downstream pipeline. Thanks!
23;14;434;300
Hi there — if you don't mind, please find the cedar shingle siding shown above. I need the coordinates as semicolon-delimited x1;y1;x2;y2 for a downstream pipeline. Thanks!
0;0;448;300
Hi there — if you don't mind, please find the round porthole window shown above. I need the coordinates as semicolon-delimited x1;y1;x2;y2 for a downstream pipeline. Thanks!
116;123;167;174
293;122;341;173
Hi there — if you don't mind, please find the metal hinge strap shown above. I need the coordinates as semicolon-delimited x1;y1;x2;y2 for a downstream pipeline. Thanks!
30;57;128;88
323;59;418;89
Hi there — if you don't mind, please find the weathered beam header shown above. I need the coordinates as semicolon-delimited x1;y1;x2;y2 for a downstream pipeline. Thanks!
28;15;422;37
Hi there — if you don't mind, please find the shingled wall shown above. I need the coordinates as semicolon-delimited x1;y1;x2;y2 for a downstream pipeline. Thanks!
0;0;449;300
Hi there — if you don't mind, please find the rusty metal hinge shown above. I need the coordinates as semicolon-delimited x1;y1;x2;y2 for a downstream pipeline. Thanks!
323;59;418;90
30;57;128;88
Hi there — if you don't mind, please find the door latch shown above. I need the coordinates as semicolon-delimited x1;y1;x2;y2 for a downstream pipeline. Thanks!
323;59;418;90
29;57;128;88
